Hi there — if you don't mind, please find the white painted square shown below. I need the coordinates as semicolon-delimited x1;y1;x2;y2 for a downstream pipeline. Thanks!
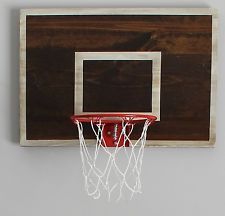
74;52;161;120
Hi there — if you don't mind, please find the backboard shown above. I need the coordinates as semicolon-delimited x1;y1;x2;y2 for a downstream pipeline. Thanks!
20;8;217;147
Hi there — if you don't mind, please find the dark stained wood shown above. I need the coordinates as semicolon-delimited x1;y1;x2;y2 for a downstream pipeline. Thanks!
25;15;212;141
26;15;212;54
26;15;212;32
83;60;152;112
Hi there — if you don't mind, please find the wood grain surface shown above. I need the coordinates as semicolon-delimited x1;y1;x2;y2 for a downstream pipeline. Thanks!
24;14;213;143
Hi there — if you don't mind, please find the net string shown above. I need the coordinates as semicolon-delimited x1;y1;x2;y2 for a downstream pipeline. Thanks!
75;118;153;201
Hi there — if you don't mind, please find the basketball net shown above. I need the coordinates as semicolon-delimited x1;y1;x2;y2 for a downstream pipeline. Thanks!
74;118;154;201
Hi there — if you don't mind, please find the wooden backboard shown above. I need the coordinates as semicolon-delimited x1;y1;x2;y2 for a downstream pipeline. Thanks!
20;8;218;146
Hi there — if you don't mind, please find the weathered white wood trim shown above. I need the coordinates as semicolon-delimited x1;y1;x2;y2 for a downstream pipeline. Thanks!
74;51;161;120
209;9;218;145
20;11;27;145
20;139;215;147
20;8;215;16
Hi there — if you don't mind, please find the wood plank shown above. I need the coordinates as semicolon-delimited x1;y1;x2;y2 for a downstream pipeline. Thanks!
26;15;212;54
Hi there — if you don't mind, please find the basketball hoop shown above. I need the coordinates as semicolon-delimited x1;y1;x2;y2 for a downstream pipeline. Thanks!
71;113;157;201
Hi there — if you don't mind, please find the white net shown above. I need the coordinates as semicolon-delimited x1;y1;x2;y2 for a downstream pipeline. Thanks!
75;119;153;201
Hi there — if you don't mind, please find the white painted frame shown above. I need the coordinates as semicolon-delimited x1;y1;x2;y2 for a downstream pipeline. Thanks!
74;52;161;120
20;8;217;147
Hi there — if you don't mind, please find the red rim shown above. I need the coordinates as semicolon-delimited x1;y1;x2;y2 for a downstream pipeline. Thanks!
70;113;157;124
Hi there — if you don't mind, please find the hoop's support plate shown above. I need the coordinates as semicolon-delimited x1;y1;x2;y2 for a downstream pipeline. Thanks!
20;8;217;147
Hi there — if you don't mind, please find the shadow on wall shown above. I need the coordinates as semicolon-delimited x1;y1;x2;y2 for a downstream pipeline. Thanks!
8;8;20;144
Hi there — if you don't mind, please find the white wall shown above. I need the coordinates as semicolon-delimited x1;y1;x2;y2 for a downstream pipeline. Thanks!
0;0;225;215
